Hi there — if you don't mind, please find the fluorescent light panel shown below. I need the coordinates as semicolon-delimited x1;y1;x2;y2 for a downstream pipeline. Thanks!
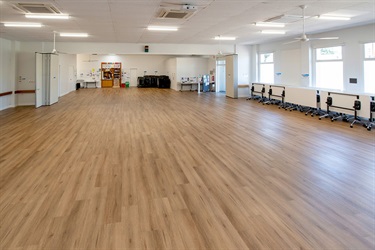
261;30;286;34
3;22;42;27
214;36;236;41
255;22;285;28
318;15;351;20
25;14;70;19
147;26;178;31
60;33;88;37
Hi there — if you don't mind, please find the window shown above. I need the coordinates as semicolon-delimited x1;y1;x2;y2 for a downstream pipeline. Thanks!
259;53;274;83
364;42;375;93
315;46;343;90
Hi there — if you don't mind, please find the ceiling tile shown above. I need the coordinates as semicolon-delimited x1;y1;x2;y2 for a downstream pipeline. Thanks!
0;0;373;44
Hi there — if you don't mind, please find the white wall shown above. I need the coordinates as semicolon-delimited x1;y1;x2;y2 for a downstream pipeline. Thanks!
166;58;177;90
278;48;301;86
237;45;251;85
77;54;176;86
236;45;252;97
255;23;375;93
208;56;216;77
17;52;72;106
75;54;238;92
16;43;78;106
310;24;373;93
176;57;209;89
76;54;101;82
0;38;16;110
225;55;238;99
59;54;77;96
31;42;236;56
15;42;47;106
16;51;37;106
250;45;258;83
3;24;372;111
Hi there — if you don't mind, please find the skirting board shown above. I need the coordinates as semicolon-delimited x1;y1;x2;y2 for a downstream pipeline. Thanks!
0;104;16;111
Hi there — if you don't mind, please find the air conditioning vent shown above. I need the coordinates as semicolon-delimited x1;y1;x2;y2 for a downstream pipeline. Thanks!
13;2;62;14
157;9;195;19
164;11;189;19
264;14;306;24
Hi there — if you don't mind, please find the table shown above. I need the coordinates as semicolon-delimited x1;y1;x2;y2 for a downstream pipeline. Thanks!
285;86;317;107
179;82;203;93
85;81;97;88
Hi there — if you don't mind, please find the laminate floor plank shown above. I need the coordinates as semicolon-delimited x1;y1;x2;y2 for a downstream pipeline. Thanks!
1;88;374;249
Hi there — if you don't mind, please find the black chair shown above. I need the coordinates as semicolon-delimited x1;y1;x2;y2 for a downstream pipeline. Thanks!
157;76;171;88
247;83;265;101
349;100;362;127
363;98;375;131
309;92;326;117
137;77;145;87
319;96;337;120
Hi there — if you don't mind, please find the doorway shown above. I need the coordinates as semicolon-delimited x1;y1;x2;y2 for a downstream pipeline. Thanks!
35;53;59;107
68;65;75;92
216;59;226;92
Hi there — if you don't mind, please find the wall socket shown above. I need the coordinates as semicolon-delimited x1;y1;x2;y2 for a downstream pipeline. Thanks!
349;78;357;84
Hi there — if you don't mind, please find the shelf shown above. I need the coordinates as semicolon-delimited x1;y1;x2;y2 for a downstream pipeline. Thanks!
101;62;121;88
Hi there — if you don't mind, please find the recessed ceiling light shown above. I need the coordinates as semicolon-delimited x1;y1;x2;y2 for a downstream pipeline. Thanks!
147;26;178;31
25;14;70;19
60;33;88;37
317;15;351;21
254;22;285;28
261;30;286;34
3;22;42;27
214;36;236;41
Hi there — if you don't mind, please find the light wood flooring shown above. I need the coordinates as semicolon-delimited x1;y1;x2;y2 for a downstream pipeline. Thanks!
1;88;374;250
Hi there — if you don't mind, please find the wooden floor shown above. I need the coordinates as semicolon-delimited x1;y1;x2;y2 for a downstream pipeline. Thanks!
1;88;374;250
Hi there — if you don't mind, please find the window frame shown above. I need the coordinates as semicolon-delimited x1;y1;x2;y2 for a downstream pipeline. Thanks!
364;42;375;59
315;46;343;61
259;52;274;83
363;42;375;93
313;45;344;90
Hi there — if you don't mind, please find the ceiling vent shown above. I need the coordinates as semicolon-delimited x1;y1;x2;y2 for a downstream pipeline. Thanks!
13;2;62;14
264;14;307;24
157;9;195;19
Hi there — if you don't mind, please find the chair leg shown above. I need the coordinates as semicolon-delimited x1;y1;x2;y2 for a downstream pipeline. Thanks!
365;122;374;131
350;119;359;128
319;113;331;120
331;113;343;122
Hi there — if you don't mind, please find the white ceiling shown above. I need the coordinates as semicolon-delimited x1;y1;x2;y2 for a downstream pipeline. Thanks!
0;0;374;45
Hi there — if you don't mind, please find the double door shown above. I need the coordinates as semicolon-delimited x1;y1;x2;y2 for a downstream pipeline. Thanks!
35;53;59;108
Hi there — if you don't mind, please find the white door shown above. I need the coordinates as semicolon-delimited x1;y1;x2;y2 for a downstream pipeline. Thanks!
68;65;75;92
216;59;226;92
35;53;43;108
58;65;61;97
49;54;59;105
130;68;137;87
